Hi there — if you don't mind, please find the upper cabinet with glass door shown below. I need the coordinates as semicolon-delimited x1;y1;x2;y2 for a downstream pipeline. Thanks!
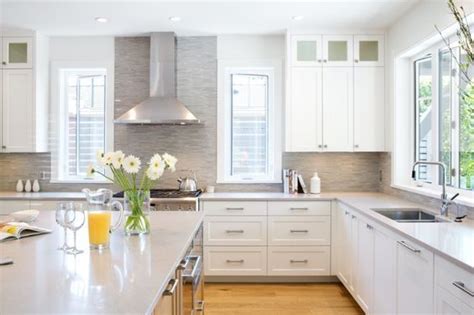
2;37;33;69
322;35;354;67
354;35;384;67
291;35;323;66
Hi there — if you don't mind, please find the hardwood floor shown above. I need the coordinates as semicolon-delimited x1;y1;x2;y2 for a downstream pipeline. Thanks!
204;283;363;315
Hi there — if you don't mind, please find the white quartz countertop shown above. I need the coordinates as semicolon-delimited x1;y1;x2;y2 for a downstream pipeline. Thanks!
201;192;474;272
0;211;203;314
0;191;85;200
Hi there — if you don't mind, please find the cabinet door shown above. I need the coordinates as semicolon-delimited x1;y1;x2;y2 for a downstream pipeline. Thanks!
397;238;435;314
287;67;323;151
373;228;397;315
338;207;352;287
2;69;34;152
2;37;33;69
322;67;353;151
291;35;322;66
322;35;353;67
348;212;358;293
355;219;374;313
354;35;384;67
354;67;385;151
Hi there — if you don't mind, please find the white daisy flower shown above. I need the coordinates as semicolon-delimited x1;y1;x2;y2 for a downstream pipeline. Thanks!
123;155;141;174
96;149;105;166
146;166;164;181
112;150;125;169
103;152;114;166
162;153;178;172
86;164;95;178
149;154;164;171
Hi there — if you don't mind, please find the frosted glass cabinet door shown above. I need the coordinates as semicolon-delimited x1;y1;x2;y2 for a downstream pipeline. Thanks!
291;35;322;66
322;35;353;67
354;35;384;66
2;37;33;69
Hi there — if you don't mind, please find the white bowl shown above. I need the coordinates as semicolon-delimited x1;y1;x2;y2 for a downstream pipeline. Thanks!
10;209;39;223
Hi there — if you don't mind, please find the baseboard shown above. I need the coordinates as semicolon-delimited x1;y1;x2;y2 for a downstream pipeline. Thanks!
204;275;340;283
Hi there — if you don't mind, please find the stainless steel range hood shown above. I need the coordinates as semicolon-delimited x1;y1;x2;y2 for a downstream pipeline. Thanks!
115;32;201;125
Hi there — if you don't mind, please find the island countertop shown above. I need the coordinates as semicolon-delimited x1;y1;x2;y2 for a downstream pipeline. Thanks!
0;211;203;314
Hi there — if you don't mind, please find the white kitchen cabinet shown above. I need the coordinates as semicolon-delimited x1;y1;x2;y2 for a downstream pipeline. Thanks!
268;201;330;216
355;217;374;313
348;211;358;294
267;246;330;276
287;67;323;151
354;67;385;151
0;200;31;215
397;237;435;314
204;246;267;276
335;204;352;288
354;35;384;67
322;67;353;151
203;216;267;246
2;69;34;152
2;37;33;69
0;70;2;150
322;35;353;67
268;215;331;246
436;286;473;315
291;35;322;66
202;201;267;216
373;226;397;315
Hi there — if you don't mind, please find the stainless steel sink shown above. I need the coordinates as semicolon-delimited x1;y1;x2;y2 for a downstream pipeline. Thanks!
371;208;449;223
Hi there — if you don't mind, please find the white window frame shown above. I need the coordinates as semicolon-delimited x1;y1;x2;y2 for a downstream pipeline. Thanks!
50;60;114;183
393;26;474;207
217;59;282;184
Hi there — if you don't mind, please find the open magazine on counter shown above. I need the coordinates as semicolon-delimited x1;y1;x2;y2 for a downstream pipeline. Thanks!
0;222;51;241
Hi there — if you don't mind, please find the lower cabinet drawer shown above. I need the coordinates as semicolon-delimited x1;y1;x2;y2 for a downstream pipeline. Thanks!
204;246;267;276
268;246;331;276
268;216;331;246
204;216;267;246
436;255;474;309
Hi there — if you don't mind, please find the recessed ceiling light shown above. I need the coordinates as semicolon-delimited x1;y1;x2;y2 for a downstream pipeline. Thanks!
95;17;108;23
292;16;304;21
169;16;181;22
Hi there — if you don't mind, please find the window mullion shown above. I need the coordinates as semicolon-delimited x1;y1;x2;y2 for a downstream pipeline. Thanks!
452;48;461;188
431;50;440;187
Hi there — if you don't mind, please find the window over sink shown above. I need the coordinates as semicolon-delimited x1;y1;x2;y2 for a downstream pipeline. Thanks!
217;60;282;183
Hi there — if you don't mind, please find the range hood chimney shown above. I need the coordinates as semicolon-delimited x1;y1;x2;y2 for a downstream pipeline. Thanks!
115;32;201;125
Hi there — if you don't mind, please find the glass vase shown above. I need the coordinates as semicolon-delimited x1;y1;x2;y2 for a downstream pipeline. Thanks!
124;190;151;235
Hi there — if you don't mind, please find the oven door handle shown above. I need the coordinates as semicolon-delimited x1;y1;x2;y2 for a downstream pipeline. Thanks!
182;255;201;280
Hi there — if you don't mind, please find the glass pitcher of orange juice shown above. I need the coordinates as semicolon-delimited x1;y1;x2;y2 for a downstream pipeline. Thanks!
82;188;124;249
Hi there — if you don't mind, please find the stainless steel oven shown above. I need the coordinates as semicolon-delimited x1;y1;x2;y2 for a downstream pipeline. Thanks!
182;224;204;315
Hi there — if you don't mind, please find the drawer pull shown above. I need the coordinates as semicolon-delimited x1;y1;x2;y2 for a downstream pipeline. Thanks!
163;278;178;296
453;281;474;297
366;224;373;230
225;230;244;234
226;259;244;263
290;229;309;233
397;240;421;253
352;215;357;219
290;259;308;263
226;207;244;211
290;207;309;211
344;211;349;215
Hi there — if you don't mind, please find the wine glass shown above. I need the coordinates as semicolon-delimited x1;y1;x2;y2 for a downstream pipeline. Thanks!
56;202;75;251
65;203;86;255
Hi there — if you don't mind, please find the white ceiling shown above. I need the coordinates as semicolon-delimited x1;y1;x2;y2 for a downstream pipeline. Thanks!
1;0;422;36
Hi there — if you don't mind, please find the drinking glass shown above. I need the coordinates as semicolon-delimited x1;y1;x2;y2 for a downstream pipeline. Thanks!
65;203;86;255
56;202;75;251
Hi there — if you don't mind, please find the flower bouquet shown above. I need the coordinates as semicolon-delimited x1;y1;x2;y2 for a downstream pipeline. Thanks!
87;151;177;235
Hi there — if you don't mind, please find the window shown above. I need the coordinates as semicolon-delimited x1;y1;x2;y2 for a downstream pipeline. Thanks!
413;44;474;191
51;62;114;182
217;61;282;183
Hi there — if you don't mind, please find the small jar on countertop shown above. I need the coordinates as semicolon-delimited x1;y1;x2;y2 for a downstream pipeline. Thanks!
310;172;321;194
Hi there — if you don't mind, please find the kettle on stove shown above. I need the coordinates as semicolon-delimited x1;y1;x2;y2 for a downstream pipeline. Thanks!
177;171;197;191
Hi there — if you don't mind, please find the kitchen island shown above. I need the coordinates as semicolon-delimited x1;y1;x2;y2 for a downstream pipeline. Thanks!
0;211;203;314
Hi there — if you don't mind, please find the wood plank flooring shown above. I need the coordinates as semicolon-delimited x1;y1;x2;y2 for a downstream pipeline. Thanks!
204;283;363;315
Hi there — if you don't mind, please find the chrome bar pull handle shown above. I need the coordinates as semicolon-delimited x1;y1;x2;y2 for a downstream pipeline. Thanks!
397;240;421;253
453;281;474;297
226;229;244;233
290;207;309;211
226;207;244;211
163;278;178;296
290;259;308;263
290;229;309;233
226;259;244;263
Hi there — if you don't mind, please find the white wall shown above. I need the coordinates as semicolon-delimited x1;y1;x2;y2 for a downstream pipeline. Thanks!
217;35;285;59
49;36;114;61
